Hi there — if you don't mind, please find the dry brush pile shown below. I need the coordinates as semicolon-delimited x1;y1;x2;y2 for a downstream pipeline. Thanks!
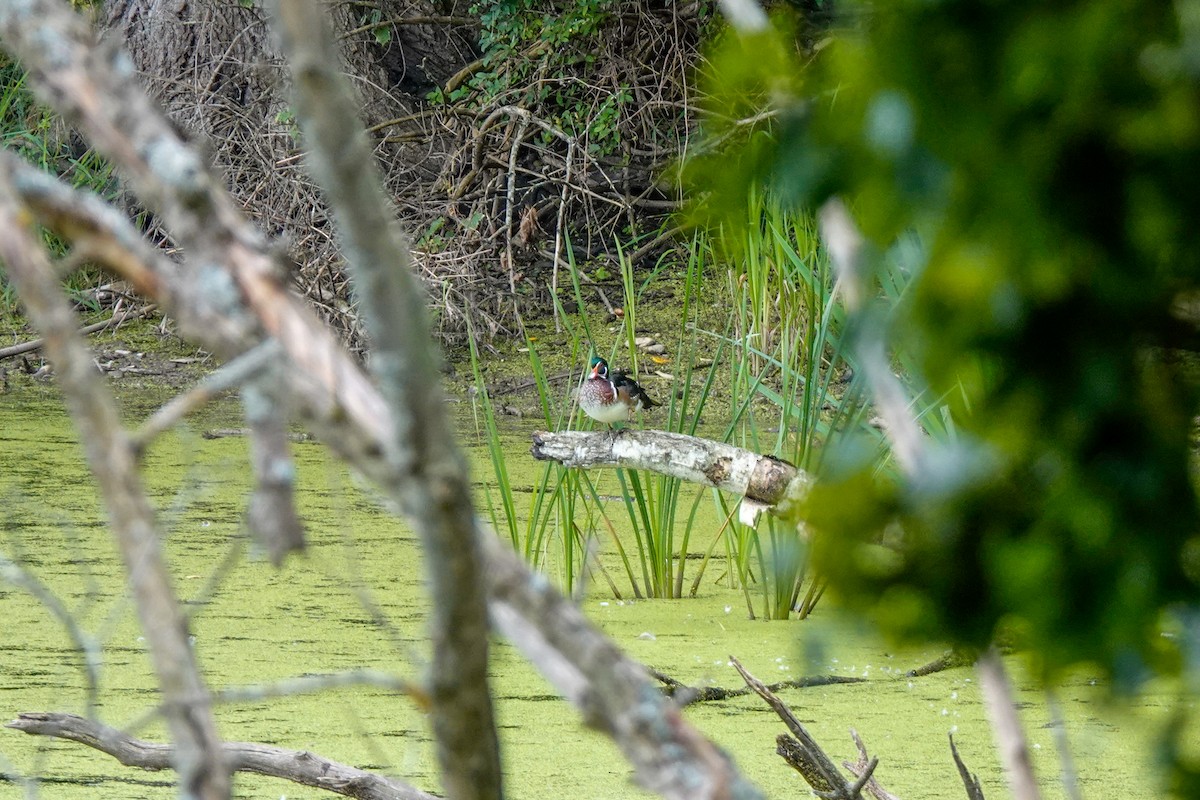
102;0;714;351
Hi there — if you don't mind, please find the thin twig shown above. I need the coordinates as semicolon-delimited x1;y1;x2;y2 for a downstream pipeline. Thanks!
131;341;282;452
551;136;576;331
504;113;531;331
949;733;986;800
818;198;923;473
1045;690;1081;800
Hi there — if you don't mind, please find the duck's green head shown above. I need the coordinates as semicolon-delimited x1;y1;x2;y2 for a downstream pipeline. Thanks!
589;356;609;378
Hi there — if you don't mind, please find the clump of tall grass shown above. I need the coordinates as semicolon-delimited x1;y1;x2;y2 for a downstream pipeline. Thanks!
466;232;727;599
600;237;726;598
467;206;937;615
707;190;877;619
704;190;950;619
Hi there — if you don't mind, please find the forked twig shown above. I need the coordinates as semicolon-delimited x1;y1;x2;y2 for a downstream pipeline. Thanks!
730;655;855;796
131;341;282;452
950;733;986;800
841;730;901;800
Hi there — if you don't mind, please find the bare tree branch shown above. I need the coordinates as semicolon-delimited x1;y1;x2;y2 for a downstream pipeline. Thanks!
242;372;306;564
5;713;434;800
1045;691;1081;800
843;730;901;800
0;3;769;798
730;655;849;795
264;2;502;797
483;534;765;800
818;198;923;474
0;162;230;798
0;554;102;718
0;304;157;361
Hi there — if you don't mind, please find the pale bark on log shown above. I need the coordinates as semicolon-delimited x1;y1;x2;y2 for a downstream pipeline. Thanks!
531;429;810;522
5;712;434;800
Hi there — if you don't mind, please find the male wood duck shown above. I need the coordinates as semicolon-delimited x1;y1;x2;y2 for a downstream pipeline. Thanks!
579;356;658;425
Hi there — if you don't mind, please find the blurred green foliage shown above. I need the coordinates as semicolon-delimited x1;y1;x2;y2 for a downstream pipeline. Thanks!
691;0;1200;691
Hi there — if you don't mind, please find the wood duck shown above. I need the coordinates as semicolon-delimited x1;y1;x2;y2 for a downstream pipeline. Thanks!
579;356;658;426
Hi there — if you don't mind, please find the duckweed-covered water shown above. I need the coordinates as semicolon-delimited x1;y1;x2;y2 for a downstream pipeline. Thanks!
0;386;1189;798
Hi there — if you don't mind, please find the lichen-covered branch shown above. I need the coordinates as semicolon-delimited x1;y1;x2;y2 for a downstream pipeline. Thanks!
265;3;502;798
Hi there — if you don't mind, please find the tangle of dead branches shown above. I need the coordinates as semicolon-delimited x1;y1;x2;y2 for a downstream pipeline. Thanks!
97;0;714;352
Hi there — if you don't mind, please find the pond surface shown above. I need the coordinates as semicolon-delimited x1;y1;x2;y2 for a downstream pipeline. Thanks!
0;384;1191;799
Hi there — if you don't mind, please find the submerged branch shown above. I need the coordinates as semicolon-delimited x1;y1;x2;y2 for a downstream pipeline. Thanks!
649;668;865;704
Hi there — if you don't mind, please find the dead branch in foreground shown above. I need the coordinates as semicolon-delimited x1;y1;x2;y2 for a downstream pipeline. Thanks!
733;655;987;800
0;0;764;797
950;733;986;800
4;713;434;800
